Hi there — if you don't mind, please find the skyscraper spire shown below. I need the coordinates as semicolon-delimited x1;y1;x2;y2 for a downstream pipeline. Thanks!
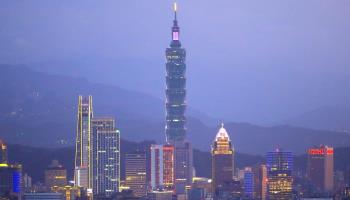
166;2;185;143
165;3;193;193
174;2;177;21
171;2;180;46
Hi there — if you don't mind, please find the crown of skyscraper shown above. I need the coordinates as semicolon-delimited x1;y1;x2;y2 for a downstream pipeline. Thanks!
215;123;231;142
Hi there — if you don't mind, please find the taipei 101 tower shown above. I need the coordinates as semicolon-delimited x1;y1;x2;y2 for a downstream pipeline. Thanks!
165;2;193;194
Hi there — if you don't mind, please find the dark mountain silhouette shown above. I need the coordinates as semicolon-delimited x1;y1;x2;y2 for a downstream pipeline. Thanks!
281;106;350;132
187;118;350;154
1;65;350;154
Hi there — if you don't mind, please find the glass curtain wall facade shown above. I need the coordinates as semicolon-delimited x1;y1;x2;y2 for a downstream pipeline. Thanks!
92;117;120;197
74;96;93;189
266;149;293;200
125;153;147;197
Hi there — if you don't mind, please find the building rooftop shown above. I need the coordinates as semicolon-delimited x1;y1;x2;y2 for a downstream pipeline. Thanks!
215;123;231;142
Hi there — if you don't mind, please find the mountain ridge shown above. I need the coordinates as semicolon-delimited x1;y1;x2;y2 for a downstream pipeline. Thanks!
1;65;350;154
280;105;350;132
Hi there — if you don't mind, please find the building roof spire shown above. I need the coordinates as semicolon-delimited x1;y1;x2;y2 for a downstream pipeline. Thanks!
170;2;181;46
174;2;177;20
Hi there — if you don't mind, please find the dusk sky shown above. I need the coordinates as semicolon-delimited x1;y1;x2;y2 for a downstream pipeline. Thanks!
1;0;350;124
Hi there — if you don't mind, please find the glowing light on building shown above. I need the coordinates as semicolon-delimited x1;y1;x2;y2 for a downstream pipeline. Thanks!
125;153;147;197
92;117;120;196
307;145;334;192
0;140;8;164
74;96;93;189
151;144;174;191
211;124;234;192
266;149;293;200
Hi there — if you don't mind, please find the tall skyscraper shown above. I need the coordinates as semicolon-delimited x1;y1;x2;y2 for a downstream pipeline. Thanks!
92;117;120;197
0;140;22;199
150;144;174;190
165;3;193;194
45;160;67;190
244;167;254;199
254;164;267;200
211;124;234;193
0;140;7;165
125;152;147;197
266;148;293;200
74;96;93;189
165;2;186;143
307;145;334;192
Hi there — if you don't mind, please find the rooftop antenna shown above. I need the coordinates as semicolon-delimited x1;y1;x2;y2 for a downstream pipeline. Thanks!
174;2;178;20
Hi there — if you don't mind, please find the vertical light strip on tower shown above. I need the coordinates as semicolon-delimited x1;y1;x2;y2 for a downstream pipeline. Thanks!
74;96;93;190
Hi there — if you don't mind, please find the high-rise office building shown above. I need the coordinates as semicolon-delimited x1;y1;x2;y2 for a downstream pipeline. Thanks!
92;117;120;197
307;145;334;192
254;164;267;200
173;141;193;194
0;140;22;199
23;173;32;192
74;96;93;189
165;2;186;143
0;140;7;164
0;166;22;198
163;145;175;189
150;144;174;190
165;3;193;194
266;148;293;200
125;152;147;197
151;145;163;190
211;124;234;193
45;160;67;190
244;167;254;199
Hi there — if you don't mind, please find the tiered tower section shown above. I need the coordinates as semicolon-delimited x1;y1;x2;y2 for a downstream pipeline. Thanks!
165;3;187;143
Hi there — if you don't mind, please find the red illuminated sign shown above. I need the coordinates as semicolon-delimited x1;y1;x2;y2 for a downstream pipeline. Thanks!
308;148;333;155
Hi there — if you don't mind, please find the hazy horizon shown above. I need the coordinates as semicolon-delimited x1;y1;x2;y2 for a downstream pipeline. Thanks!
1;0;350;124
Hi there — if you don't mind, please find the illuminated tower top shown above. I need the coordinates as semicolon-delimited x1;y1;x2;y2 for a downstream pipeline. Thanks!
212;124;234;155
211;124;234;192
215;123;231;142
171;2;181;47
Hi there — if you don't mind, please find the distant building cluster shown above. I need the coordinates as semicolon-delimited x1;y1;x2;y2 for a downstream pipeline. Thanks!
1;2;350;200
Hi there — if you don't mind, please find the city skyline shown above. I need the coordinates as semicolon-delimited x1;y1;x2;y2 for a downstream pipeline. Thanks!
0;1;349;200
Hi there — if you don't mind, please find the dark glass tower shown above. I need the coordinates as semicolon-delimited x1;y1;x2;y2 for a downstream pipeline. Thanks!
165;4;193;194
165;2;186;143
266;149;293;200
